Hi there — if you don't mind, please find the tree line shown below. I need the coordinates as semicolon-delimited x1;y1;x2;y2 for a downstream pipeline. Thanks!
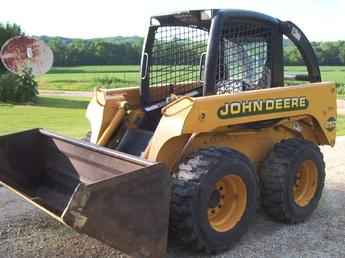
45;37;143;66
45;38;345;67
284;41;345;66
1;22;345;68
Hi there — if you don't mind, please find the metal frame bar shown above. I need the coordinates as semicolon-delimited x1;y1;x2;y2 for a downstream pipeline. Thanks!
281;21;321;82
139;9;319;105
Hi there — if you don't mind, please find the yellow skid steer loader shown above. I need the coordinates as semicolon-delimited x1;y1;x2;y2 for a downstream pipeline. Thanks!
0;9;337;258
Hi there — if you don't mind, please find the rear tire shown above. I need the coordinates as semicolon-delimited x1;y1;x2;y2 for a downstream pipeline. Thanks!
260;138;325;223
169;147;258;253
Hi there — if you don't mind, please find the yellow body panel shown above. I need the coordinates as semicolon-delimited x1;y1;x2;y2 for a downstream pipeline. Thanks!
87;82;336;171
146;82;336;166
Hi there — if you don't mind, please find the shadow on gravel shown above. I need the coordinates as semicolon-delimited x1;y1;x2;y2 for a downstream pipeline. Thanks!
166;210;284;258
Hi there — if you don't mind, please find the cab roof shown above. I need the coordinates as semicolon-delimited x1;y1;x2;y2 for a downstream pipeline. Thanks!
151;9;280;27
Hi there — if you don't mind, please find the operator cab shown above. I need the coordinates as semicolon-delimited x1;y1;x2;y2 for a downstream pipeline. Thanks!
139;9;320;113
118;9;321;153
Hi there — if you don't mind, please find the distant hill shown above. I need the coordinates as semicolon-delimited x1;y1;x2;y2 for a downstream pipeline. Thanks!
39;36;297;51
39;36;76;45
36;35;345;67
38;35;144;46
37;35;144;66
93;36;143;45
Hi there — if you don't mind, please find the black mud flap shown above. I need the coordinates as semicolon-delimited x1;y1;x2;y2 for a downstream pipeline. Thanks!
0;129;171;258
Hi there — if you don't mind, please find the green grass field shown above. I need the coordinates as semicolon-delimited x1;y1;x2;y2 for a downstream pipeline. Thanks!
37;65;140;91
1;65;343;138
0;97;90;138
0;96;344;138
37;65;345;92
285;66;345;84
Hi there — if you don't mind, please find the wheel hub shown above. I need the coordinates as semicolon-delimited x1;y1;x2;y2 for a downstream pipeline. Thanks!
293;160;318;207
208;175;247;232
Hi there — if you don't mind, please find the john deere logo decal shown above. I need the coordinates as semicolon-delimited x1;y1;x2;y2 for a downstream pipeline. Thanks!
325;117;336;131
218;96;309;119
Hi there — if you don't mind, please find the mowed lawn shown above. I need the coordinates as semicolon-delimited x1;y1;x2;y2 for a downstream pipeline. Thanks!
37;65;140;91
0;96;344;138
285;66;345;84
36;65;345;92
286;66;345;96
1;65;343;138
0;97;90;138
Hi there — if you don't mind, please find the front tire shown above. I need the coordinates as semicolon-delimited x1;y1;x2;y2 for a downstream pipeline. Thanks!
260;138;325;223
169;147;258;253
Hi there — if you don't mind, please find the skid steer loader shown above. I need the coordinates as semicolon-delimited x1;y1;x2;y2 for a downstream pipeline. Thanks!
0;9;337;258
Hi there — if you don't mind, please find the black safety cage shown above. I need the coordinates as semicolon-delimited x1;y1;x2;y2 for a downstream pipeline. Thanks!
148;25;209;102
215;21;274;95
140;9;321;107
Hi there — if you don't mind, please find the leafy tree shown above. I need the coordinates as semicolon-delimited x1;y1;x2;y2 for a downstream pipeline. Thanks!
44;37;143;66
0;68;38;103
284;40;345;66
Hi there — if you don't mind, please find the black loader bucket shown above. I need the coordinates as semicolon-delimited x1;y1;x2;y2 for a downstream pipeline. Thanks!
0;129;171;258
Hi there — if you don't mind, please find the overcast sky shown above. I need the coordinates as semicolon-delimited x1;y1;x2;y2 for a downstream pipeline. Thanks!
1;0;344;41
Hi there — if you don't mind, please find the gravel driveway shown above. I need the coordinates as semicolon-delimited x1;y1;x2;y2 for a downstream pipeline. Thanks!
0;138;344;258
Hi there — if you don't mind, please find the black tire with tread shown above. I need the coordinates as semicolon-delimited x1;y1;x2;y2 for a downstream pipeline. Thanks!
260;138;325;224
169;147;258;253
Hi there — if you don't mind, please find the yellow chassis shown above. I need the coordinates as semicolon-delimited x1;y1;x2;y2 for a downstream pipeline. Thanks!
87;82;337;170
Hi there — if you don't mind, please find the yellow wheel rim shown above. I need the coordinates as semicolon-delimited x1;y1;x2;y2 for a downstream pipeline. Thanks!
293;160;318;207
208;175;247;232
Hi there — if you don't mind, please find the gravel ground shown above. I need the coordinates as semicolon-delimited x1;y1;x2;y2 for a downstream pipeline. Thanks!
0;137;344;258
